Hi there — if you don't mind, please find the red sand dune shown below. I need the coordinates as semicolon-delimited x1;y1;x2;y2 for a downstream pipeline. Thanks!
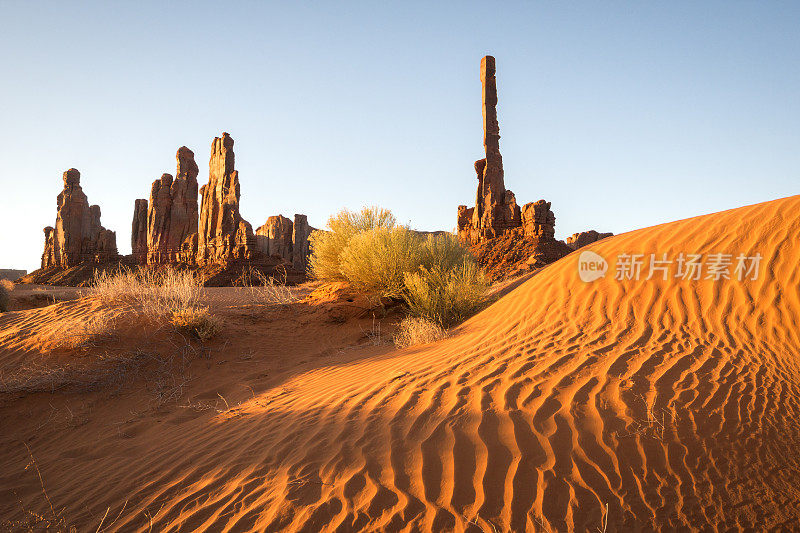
2;196;800;531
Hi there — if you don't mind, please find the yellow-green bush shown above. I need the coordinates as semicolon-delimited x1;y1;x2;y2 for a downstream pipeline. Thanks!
308;208;488;327
419;233;473;273
403;260;488;327
308;206;396;281
339;227;424;298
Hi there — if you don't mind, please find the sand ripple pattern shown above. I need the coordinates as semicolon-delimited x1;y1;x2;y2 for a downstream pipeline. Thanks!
8;196;800;531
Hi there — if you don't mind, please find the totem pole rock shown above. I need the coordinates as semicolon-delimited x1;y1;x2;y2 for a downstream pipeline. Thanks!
457;56;560;245
455;56;522;243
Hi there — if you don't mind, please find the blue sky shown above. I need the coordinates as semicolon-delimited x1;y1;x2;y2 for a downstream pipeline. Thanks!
1;1;798;272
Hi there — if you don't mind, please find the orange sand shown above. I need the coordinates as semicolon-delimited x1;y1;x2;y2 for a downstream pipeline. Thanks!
2;196;800;531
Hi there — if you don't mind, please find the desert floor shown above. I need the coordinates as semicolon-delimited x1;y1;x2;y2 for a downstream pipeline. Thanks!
2;196;800;532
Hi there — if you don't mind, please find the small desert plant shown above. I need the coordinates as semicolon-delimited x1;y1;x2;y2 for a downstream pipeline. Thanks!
169;307;222;341
308;206;397;281
92;267;220;340
93;267;201;317
0;282;9;312
339;227;424;298
403;259;488;327
238;265;298;305
393;316;448;348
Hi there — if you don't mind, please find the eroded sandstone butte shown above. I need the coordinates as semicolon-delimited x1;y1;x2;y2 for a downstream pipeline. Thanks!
129;133;313;277
41;169;118;269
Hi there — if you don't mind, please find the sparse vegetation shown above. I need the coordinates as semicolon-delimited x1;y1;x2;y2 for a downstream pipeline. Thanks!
308;206;397;282
236;265;298;305
339;227;424;298
91;267;220;340
309;208;488;329
403;259;488;327
169;306;222;341
92;267;201;316
393;316;448;348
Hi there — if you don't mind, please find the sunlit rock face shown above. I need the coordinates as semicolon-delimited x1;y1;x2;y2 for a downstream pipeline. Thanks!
41;168;117;268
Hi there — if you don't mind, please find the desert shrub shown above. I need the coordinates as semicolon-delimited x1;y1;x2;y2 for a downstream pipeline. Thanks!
309;207;488;327
403;260;488;327
0;282;9;312
419;233;475;272
237;265;298;305
170;307;222;341
338;227;424;298
309;206;397;281
92;267;219;339
393;316;448;348
93;267;201;317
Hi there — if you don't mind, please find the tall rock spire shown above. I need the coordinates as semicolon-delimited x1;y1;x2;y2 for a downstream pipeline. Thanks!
196;133;255;266
458;55;559;246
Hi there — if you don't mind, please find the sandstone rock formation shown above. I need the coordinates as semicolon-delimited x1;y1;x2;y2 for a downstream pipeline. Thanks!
131;198;148;260
196;133;255;266
292;214;312;274
0;269;26;281
566;230;613;250
125;133;314;277
521;200;556;240
253;214;315;274
457;56;558;246
41;169;118;268
457;56;522;243
132;147;200;264
33;134;314;286
256;215;293;260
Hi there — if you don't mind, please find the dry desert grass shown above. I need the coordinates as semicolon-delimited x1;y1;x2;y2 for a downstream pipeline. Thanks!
393;316;448;348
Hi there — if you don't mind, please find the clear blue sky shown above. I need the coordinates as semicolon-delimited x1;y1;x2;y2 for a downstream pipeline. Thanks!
2;1;798;272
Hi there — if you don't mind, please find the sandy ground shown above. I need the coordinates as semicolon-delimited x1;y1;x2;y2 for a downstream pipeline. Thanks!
2;196;800;531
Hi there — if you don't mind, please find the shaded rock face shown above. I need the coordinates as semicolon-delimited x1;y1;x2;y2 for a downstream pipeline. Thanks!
197;133;255;266
131;199;148;259
253;214;315;275
566;230;613;250
41;169;118;268
457;56;558;245
292;214;311;274
256;215;293;261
